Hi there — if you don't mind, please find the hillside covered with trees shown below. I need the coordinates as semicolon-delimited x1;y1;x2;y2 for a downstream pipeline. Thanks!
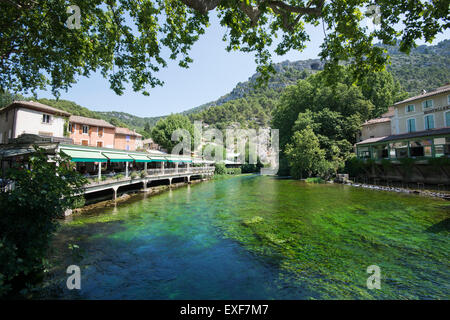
0;40;448;137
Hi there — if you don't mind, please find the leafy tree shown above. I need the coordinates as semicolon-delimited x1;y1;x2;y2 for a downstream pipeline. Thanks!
151;114;194;152
358;70;408;117
0;91;26;108
0;148;86;297
1;0;447;95
144;122;152;135
285;126;328;179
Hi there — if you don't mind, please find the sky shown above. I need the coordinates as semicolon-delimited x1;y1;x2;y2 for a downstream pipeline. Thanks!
35;13;450;118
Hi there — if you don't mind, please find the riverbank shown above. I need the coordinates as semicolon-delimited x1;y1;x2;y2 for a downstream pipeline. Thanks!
341;181;450;200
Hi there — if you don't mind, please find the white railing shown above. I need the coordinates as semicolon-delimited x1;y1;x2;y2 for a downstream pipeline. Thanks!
84;167;215;187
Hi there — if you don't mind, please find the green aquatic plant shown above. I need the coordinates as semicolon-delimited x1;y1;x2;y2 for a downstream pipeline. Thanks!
38;176;450;300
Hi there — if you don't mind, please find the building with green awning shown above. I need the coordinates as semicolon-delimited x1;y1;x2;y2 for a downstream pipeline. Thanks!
129;154;152;162
102;152;134;162
61;148;108;162
148;155;167;162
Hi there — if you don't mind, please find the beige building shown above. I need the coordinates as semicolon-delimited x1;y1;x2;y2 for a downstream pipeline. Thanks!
391;84;450;134
357;107;394;142
356;84;450;160
0;101;70;144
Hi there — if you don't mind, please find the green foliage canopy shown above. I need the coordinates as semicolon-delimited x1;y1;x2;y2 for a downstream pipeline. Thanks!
1;0;447;95
151;114;194;152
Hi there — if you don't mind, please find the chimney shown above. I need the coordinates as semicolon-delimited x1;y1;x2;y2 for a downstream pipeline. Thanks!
421;89;427;95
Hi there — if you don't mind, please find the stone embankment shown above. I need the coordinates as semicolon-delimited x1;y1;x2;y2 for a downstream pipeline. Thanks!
343;181;450;200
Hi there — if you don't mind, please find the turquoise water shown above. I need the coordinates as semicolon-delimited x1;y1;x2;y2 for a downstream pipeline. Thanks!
37;175;449;299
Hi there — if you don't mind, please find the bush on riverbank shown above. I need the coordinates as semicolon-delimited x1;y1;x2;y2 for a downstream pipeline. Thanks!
0;148;86;297
214;163;226;175
305;177;325;183
226;168;242;175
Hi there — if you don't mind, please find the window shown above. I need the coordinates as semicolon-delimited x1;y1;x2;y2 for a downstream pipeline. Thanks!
424;114;435;130
81;140;89;146
372;144;388;159
434;137;450;157
42;114;51;123
126;145;130;151
126;135;130;142
406;104;415;113
391;141;408;159
68;123;73;133
82;125;89;134
407;118;416;132
0;132;2;144
448;95;450;104
422;99;433;109
98;127;103;137
446;111;450;127
5;111;8;122
410;140;432;157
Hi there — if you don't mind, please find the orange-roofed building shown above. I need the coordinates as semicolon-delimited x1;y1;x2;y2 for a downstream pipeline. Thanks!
69;115;115;148
114;127;142;151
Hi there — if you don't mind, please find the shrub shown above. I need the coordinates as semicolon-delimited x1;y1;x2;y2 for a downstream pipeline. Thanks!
226;168;242;175
214;163;226;175
130;171;139;179
115;173;125;180
305;177;325;183
0;148;86;297
140;170;147;178
344;156;365;178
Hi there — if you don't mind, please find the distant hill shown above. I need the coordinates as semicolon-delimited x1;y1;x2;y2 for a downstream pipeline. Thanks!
382;39;450;95
2;40;448;134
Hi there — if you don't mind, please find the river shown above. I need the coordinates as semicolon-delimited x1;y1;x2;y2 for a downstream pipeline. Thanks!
36;175;449;299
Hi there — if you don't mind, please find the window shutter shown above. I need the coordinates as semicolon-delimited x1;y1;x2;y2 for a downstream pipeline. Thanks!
79;124;82;134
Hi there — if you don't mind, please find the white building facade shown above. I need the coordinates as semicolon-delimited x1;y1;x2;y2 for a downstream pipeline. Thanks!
0;101;70;144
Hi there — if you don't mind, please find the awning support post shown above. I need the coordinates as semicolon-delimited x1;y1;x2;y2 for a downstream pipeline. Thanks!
125;161;129;178
98;162;102;181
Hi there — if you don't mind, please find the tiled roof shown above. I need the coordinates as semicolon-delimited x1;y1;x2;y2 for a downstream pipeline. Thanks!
356;136;388;145
1;100;71;117
143;138;155;144
356;127;450;145
393;84;450;106
363;117;391;125
115;127;142;137
69;115;115;128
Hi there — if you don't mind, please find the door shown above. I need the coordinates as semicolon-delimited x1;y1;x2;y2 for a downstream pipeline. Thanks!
97;141;103;147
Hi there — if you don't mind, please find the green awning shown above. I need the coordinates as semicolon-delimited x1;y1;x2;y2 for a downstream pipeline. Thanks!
166;156;192;163
61;149;108;162
102;152;133;162
149;156;167;162
129;154;152;162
